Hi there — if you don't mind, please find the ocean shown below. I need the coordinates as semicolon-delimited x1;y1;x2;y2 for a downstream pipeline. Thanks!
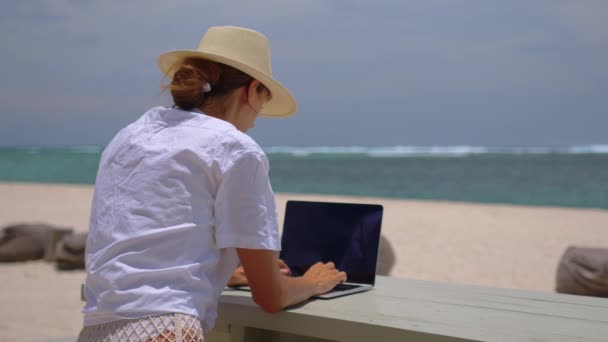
1;145;607;209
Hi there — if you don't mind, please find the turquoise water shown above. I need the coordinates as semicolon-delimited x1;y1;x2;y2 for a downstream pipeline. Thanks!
1;146;607;209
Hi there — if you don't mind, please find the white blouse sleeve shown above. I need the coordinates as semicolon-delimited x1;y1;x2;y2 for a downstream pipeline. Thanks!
214;151;281;251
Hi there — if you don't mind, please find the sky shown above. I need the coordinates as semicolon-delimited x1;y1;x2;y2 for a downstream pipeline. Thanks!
1;0;607;148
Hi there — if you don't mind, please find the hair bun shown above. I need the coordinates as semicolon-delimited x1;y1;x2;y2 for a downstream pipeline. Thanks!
170;65;208;110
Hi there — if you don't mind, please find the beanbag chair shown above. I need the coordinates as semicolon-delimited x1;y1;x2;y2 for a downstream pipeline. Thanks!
556;246;608;297
55;232;87;270
0;224;73;262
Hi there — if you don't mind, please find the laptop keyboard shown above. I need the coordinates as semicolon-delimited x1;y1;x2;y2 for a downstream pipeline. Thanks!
331;283;362;292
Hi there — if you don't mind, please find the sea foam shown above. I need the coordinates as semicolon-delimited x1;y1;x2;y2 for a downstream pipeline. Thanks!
264;145;608;157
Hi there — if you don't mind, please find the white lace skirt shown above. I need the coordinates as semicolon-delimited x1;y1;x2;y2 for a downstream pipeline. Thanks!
77;313;204;342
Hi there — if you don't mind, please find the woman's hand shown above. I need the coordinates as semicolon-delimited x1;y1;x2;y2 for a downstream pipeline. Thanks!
277;259;292;276
302;261;347;295
227;259;291;287
236;248;347;313
227;266;248;287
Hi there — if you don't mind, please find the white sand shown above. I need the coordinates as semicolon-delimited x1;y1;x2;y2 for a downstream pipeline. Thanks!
1;182;608;341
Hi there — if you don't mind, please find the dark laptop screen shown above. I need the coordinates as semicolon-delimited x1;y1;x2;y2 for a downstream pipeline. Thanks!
279;201;383;285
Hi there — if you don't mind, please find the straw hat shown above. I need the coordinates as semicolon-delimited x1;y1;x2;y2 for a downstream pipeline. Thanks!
157;26;297;118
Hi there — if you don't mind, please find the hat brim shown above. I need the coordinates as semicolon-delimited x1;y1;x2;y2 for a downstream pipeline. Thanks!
158;50;297;118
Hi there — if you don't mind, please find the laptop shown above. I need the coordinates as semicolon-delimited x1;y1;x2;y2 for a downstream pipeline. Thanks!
232;200;383;299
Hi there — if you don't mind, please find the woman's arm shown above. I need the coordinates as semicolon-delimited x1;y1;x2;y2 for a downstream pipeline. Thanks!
236;248;346;313
227;259;291;287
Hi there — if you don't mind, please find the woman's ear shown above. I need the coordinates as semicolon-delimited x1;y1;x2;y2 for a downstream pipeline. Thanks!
247;80;261;102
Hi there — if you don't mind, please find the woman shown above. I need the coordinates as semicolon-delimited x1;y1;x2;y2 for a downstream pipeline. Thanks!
78;26;346;342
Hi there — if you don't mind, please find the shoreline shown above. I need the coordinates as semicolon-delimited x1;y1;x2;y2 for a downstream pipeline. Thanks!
2;180;606;212
2;181;608;340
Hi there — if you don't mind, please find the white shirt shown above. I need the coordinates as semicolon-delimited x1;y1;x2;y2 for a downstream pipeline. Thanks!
82;106;281;331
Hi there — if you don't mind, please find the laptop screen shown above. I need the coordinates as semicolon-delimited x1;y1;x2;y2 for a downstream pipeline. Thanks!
279;201;383;285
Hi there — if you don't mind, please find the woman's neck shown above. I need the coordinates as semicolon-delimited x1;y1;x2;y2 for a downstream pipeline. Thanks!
200;100;240;126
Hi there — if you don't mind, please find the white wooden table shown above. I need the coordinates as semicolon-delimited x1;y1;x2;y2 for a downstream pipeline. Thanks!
206;276;608;342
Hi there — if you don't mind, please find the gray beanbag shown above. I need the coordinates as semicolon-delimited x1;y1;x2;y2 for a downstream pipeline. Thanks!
0;224;73;262
377;235;395;276
556;246;608;297
55;232;87;270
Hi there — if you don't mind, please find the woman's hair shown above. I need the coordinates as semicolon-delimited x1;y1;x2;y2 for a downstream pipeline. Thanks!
167;58;270;111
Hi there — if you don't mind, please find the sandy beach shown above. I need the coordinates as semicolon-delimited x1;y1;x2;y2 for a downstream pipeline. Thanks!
1;182;608;341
